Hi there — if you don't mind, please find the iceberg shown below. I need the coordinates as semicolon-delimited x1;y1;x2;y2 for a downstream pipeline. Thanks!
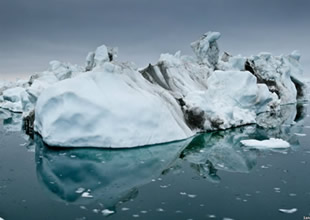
244;52;306;104
0;32;307;148
34;62;193;148
0;60;83;114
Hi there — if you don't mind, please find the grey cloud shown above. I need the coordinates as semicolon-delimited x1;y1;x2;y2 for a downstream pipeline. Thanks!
0;0;309;79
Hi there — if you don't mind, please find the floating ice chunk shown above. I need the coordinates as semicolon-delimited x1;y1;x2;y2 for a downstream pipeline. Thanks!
278;208;297;214
75;187;85;194
81;192;93;198
101;209;115;216
187;194;197;198
294;133;306;136
241;138;290;149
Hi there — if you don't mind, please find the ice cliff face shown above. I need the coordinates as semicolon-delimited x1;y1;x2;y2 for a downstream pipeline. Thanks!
0;32;307;148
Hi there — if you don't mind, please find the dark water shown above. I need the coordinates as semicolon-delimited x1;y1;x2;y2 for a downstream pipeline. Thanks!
0;103;310;220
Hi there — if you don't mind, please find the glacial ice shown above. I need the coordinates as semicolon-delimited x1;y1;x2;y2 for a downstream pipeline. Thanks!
0;31;307;148
190;31;221;68
34;62;193;148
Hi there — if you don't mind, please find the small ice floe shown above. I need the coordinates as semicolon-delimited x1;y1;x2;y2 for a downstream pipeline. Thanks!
75;187;85;194
0;217;5;220
295;133;307;137
240;138;290;149
102;209;115;216
81;192;93;198
278;208;297;214
121;207;130;211
92;209;100;213
187;194;197;198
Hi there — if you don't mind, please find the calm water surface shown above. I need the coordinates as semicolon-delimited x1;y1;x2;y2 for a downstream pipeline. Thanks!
0;102;310;220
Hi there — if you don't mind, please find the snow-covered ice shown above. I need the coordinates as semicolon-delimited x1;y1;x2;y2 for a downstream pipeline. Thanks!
240;138;290;149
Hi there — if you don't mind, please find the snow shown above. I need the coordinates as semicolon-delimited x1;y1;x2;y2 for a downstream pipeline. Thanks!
240;138;290;149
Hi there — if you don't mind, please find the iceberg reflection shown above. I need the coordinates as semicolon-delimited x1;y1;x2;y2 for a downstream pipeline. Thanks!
35;135;191;208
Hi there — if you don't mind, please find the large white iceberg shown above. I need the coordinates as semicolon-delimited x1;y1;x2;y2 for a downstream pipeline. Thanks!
34;62;193;148
0;31;307;148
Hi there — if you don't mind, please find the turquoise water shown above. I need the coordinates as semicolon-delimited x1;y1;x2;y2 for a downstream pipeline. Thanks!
0;103;310;220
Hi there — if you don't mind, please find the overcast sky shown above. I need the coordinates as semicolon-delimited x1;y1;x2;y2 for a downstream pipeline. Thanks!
0;0;309;80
